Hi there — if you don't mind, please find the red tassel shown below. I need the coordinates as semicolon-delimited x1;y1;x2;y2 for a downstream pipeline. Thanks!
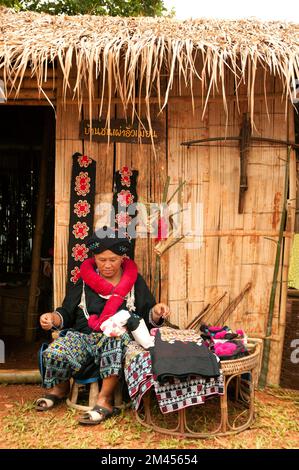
155;217;168;242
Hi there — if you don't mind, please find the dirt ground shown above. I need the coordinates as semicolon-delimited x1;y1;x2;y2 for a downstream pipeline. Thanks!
0;383;298;450
0;336;298;449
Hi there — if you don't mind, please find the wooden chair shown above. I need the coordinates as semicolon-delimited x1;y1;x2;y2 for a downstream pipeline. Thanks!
66;377;100;411
41;330;125;412
66;376;124;411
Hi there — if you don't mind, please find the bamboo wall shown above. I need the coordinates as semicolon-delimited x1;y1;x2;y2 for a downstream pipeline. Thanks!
54;66;296;385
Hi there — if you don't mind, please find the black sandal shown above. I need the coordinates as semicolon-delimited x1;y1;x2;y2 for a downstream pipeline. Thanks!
78;405;121;425
35;394;66;411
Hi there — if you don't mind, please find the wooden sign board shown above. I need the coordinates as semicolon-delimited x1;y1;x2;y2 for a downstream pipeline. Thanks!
80;119;161;144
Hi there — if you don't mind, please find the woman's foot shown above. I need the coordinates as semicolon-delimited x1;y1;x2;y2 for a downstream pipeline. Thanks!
78;404;120;425
96;396;113;413
35;394;66;411
35;381;70;411
78;394;120;425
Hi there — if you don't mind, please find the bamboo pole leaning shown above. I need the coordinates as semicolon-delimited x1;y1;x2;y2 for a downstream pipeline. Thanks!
259;147;291;388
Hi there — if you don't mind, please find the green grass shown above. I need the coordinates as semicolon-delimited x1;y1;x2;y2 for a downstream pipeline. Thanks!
1;388;298;449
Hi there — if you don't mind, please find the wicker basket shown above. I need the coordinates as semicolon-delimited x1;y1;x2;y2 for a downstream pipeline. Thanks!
221;346;260;376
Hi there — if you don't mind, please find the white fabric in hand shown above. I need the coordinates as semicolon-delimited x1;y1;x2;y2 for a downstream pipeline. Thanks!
101;309;131;337
131;319;155;349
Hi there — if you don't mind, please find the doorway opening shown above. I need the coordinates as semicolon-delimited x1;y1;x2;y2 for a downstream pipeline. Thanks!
0;105;55;369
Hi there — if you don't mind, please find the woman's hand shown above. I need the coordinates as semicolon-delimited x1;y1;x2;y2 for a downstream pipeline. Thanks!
152;303;170;323
40;312;61;330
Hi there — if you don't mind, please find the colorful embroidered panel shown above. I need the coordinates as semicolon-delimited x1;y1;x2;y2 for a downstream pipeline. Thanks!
66;153;96;290
112;166;138;259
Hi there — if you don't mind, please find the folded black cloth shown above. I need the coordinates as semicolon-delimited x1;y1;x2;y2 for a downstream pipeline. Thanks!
150;330;220;384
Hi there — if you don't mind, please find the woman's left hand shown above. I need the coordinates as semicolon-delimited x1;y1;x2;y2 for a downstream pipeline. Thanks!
152;303;170;323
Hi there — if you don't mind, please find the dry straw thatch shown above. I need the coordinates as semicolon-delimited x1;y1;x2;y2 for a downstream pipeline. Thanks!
0;7;299;123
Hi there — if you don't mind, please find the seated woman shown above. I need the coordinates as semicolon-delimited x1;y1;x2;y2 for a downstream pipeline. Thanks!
36;227;170;425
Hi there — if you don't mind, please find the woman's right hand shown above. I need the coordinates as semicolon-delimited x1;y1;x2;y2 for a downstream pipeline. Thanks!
40;312;62;331
40;313;54;330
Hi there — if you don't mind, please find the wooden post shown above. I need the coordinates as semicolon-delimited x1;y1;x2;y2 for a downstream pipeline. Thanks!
25;112;49;343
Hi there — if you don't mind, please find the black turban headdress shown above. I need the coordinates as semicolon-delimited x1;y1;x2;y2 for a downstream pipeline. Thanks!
86;226;131;256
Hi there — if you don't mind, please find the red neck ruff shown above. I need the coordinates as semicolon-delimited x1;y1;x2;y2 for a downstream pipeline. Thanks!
80;257;138;331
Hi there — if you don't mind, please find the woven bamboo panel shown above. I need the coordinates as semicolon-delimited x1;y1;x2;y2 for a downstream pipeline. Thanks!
166;71;296;384
52;66;296;384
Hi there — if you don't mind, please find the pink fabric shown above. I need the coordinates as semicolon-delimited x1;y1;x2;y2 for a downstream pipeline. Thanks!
150;328;159;337
80;257;138;331
208;326;223;332
214;342;237;356
214;331;227;339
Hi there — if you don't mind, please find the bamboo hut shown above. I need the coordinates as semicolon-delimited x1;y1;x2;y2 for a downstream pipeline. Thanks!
0;7;299;385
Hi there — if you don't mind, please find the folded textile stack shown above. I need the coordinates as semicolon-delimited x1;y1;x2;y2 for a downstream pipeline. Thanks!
199;324;249;360
124;327;225;414
150;328;220;383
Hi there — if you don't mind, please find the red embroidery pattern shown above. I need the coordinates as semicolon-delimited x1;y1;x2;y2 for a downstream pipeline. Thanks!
74;200;91;218
120;166;132;187
117;189;134;207
115;212;132;228
78;155;92;168
75;172;91;196
72;221;90;240
68;153;95;285
70;266;81;284
72;243;89;262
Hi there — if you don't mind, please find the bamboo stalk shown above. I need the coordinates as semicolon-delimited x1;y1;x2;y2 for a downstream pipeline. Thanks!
0;370;41;384
259;147;291;388
186;304;210;330
189;292;229;330
152;256;161;301
215;283;252;326
167;180;186;205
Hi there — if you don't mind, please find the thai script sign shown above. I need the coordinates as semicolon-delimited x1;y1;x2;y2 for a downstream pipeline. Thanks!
80;119;161;144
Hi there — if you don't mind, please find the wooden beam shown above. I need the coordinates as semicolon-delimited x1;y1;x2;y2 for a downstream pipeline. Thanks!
189;230;292;238
7;90;56;100
62;93;284;106
0;100;55;106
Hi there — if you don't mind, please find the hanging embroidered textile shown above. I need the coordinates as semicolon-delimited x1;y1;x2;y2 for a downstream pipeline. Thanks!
112;166;138;259
66;153;96;291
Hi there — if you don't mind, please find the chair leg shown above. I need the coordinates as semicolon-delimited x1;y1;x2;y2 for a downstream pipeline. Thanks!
88;381;99;408
69;380;79;404
67;380;100;411
220;377;228;433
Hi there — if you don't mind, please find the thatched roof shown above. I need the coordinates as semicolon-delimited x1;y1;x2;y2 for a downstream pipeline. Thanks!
1;7;299;121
